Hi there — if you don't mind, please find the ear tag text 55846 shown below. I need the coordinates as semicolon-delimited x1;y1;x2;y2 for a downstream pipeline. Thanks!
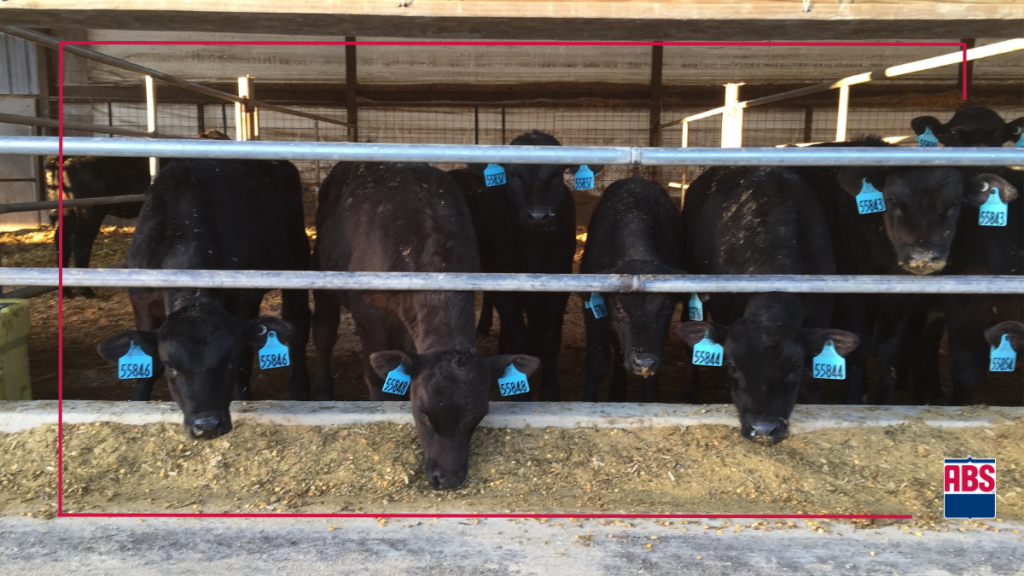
812;340;846;380
484;164;506;187
382;364;412;395
585;292;607;318
990;334;1017;372
498;364;530;396
856;179;886;215
978;188;1008;227
118;341;153;380
691;331;723;367
258;331;290;370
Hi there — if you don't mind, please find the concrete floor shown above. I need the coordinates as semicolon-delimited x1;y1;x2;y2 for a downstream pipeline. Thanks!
2;516;1022;575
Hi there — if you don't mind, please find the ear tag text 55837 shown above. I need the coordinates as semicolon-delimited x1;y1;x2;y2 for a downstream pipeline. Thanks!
691;331;723;367
484;164;506;187
498;364;530;396
585;292;607;318
688;293;704;321
258;330;290;370
574;165;595;191
382;364;412;395
812;340;846;380
990;334;1017;372
917;126;939;147
856;178;886;215
978;188;1008;227
118;341;153;380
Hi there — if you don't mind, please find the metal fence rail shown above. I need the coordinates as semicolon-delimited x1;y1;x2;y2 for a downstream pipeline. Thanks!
2;136;1021;166
0;194;146;215
2;268;1020;295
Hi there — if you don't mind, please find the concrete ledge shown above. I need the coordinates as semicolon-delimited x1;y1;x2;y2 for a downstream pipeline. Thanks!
1;400;1020;434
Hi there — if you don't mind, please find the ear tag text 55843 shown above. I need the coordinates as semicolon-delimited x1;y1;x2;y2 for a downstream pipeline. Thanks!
118;341;153;380
498;364;530;396
382;364;412;395
812;340;846;380
691;331;723;367
978;188;1008;227
990;334;1017;372
856;179;885;215
484;164;506;187
258;330;290;370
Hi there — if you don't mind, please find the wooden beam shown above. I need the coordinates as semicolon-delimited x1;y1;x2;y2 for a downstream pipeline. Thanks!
1;1;1021;41
648;45;663;148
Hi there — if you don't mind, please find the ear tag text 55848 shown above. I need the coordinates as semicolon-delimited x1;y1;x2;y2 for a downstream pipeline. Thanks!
498;364;530;396
382;364;412;395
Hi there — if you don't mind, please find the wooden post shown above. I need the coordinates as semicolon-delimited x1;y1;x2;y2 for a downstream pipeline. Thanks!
958;38;976;96
145;75;158;181
835;85;849;142
346;37;358;142
803;106;814;143
721;83;744;148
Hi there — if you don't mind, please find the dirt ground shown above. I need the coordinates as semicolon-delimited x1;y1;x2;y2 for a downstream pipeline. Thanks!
0;417;1020;528
2;190;1021;406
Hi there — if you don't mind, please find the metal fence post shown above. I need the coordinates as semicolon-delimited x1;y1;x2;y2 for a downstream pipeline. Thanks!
836;85;850;142
236;75;256;141
721;83;744;148
145;75;158;181
313;119;320;195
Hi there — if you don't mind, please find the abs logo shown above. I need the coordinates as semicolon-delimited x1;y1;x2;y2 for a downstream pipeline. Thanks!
943;457;996;519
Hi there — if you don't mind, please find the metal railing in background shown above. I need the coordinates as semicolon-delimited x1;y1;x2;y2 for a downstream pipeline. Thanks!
0;112;185;139
0;194;146;215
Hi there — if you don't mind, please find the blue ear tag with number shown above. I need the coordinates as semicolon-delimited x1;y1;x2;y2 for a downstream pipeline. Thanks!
497;364;530;396
118;341;154;380
574;165;595;191
258;330;290;370
691;331;723;367
812;340;846;380
585;292;607;318
990;334;1017;372
856;178;886;215
978;188;1008;227
483;164;506;187
382;364;412;395
688;293;703;321
917;126;940;147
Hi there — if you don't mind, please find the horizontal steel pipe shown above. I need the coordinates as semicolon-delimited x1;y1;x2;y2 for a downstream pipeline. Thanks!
2;268;1021;295
0;112;183;139
0;194;146;215
1;137;1021;166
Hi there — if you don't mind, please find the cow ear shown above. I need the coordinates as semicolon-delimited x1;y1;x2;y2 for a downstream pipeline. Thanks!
369;350;418;380
803;329;860;358
97;330;159;364
677;321;726;348
243;316;295;349
965;173;1019;206
488;354;541;379
1005;117;1024;144
836;168;885;198
984;321;1024;353
911;116;944;137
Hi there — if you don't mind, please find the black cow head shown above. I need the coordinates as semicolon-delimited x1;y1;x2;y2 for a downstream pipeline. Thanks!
484;130;602;229
985;321;1024;354
98;301;293;439
837;168;1017;274
912;106;1024;148
370;350;539;490
600;261;681;377
679;312;859;445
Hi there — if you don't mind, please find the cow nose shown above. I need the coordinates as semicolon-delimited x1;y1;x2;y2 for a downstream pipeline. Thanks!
902;250;946;275
190;417;223;439
628;354;660;376
428;471;466;490
525;209;555;226
745;418;786;444
750;421;778;438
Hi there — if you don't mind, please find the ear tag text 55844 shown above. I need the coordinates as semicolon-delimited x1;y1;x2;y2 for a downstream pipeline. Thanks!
382;364;412;395
585;292;607;318
812;340;846;380
574;165;595;191
688;293;704;321
917;126;940;147
258;331;290;370
118;341;153;380
691;331;723;367
856;179;885;215
498;364;530;396
484;164;506;187
978;188;1008;227
990;334;1017;372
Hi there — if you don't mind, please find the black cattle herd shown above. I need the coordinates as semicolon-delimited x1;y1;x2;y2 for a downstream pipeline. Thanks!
47;107;1023;490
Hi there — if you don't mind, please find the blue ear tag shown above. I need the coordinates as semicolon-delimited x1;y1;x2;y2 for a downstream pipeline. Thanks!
812;340;846;380
978;188;1008;227
118;341;154;380
382;364;412;395
585;292;607;318
856;178;886;215
483;164;506;187
688;293;704;321
1015;134;1023;148
574;165;595;191
691;331;723;367
258;330;290;369
497;364;530;396
917;126;940;147
990;334;1017;372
